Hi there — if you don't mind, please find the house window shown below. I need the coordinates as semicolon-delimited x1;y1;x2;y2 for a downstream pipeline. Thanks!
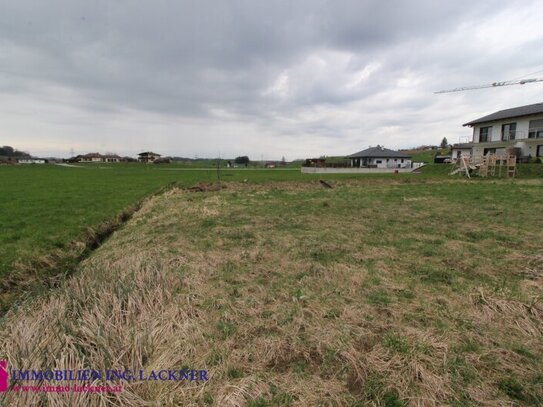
528;119;543;138
501;123;516;141
479;126;491;142
376;160;382;164
537;145;543;157
401;159;404;163
483;148;496;155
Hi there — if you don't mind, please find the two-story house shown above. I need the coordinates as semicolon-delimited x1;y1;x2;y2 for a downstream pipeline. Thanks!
452;102;543;161
138;151;162;163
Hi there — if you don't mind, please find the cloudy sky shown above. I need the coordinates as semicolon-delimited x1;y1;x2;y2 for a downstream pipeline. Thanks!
2;0;543;159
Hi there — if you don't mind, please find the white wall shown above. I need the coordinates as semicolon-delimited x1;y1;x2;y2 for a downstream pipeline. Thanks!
376;157;411;168
451;148;471;160
18;159;45;164
302;167;416;174
351;157;412;168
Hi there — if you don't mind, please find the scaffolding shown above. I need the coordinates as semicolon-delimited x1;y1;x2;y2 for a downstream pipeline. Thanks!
450;156;475;178
450;154;516;178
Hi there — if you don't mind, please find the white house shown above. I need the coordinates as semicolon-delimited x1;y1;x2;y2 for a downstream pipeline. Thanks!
17;158;45;164
76;153;104;163
455;102;543;161
72;153;122;163
103;154;121;163
345;146;412;169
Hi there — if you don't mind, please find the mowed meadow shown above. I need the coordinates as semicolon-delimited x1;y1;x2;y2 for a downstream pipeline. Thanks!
0;164;330;310
3;163;428;311
0;163;542;405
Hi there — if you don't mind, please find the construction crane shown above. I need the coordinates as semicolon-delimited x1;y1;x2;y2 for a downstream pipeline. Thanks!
435;77;543;94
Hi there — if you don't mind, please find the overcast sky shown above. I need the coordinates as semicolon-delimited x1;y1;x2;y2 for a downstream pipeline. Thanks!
2;0;543;159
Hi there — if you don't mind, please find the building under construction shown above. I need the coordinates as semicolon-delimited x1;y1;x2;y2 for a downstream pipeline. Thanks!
451;102;543;162
450;153;517;178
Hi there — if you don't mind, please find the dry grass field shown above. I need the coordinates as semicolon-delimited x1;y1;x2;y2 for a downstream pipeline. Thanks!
1;178;542;406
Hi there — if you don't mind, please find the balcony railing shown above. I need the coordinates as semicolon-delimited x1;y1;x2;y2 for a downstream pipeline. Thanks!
478;127;543;142
528;127;543;139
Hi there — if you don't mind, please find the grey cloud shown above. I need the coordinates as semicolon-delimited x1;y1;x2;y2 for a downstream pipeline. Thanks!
1;0;542;158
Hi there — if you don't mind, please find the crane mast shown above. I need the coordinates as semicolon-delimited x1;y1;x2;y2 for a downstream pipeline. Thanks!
435;77;543;94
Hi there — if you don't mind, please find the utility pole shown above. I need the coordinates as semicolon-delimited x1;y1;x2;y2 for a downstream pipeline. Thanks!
216;152;222;189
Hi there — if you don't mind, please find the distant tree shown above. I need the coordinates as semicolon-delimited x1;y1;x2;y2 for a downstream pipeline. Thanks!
0;146;14;156
0;146;29;157
234;156;250;167
440;137;449;149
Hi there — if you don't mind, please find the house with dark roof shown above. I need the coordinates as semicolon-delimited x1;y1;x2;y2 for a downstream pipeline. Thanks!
345;146;412;169
455;102;543;160
75;153;104;163
71;153;123;163
103;153;121;163
138;151;161;163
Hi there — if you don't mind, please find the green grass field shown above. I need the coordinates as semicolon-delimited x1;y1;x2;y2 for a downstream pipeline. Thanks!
0;163;415;308
1;163;541;289
407;148;450;163
0;164;382;271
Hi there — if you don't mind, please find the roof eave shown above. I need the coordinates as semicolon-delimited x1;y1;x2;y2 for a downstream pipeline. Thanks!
463;112;543;127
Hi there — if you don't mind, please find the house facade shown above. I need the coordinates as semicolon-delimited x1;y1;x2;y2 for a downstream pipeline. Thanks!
345;146;412;169
456;102;543;160
72;153;122;163
103;154;121;163
76;153;103;163
450;144;473;160
17;158;46;164
138;152;161;163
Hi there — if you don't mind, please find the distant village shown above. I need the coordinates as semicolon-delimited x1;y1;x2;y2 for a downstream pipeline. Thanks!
0;148;168;165
0;147;289;168
67;151;165;164
1;144;445;168
3;101;543;172
0;142;449;169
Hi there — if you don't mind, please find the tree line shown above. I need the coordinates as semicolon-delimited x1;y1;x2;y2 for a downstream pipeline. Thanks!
0;146;30;158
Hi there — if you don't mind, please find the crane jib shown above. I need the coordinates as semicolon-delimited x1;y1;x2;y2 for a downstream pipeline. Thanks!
435;77;543;93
